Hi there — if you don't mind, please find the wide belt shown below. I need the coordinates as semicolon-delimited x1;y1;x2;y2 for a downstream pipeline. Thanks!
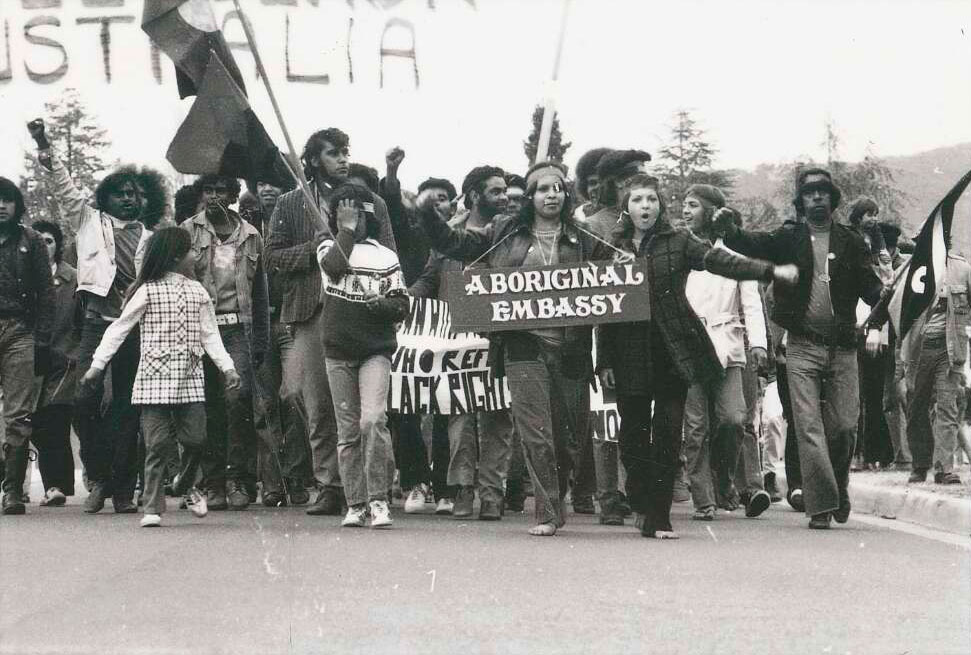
215;312;240;326
698;312;740;328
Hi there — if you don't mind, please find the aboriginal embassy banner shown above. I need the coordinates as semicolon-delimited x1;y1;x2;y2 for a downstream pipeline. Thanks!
445;260;651;332
389;297;511;415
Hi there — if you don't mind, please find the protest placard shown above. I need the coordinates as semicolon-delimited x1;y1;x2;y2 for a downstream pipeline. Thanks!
589;336;619;443
389;297;511;415
445;259;650;333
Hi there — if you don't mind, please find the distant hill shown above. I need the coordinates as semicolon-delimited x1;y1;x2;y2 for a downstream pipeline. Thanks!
727;143;971;255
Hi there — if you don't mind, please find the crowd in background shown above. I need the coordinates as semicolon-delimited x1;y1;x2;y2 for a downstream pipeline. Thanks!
1;118;969;536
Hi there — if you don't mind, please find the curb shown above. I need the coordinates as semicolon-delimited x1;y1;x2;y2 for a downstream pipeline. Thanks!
777;472;970;536
848;479;970;537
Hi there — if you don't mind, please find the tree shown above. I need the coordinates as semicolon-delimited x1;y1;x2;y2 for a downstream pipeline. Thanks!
19;89;113;235
779;119;911;225
734;195;781;232
523;104;572;167
656;109;733;211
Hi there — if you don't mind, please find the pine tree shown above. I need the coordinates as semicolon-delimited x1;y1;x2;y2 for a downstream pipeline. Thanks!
523;105;572;167
657;109;732;211
19;89;112;236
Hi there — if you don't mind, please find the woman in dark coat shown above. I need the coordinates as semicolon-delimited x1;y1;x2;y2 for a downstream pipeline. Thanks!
597;174;797;538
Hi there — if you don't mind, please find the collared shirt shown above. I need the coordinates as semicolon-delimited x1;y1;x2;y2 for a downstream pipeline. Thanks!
211;221;242;314
86;217;142;319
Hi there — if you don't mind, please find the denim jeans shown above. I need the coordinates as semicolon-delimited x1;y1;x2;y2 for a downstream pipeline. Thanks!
326;356;393;506
785;335;859;516
504;342;587;526
775;361;803;491
141;403;206;515
446;408;513;505
74;316;140;498
683;366;745;510
0;318;36;451
736;359;765;496
907;337;965;474
255;319;311;493
291;307;340;488
202;324;257;488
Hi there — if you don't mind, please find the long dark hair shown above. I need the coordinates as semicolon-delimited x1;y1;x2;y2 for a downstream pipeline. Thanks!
125;227;191;304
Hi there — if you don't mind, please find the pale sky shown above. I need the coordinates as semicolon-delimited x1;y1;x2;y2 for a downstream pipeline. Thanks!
1;0;969;192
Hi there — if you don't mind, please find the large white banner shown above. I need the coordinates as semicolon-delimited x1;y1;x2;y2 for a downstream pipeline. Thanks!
389;297;511;415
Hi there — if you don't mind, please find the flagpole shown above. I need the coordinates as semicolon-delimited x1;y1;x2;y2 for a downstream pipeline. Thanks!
230;0;324;227
534;0;571;163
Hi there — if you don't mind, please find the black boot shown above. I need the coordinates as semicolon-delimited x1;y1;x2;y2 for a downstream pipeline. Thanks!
2;444;28;515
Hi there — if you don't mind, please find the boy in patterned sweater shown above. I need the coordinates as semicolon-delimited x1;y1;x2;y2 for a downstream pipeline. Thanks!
80;228;240;528
317;185;408;529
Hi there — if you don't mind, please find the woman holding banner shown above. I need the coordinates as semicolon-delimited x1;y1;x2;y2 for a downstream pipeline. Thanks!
418;161;609;536
597;174;797;539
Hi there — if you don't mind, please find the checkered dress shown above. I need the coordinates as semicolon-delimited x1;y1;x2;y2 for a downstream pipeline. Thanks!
131;276;210;405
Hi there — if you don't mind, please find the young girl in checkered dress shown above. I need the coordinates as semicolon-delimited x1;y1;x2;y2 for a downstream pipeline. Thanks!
80;228;240;528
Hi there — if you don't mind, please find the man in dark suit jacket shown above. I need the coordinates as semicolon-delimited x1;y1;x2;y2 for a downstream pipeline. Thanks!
264;128;396;516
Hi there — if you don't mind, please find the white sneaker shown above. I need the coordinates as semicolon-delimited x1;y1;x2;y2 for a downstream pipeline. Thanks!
140;514;161;528
404;484;427;514
341;504;367;528
435;498;454;515
369;499;393;528
186;487;208;518
41;487;66;507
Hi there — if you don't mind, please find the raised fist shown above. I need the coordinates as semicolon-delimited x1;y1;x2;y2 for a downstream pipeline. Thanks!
27;119;49;148
385;147;405;170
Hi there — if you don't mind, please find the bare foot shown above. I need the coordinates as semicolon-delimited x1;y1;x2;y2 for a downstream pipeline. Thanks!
529;522;557;536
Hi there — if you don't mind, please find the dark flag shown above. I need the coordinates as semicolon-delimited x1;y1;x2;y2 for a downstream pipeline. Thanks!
166;52;279;181
889;169;971;345
142;0;246;99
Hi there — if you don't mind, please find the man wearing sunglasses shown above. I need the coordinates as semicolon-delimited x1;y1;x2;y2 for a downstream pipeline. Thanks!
182;175;270;511
30;119;151;516
716;168;884;530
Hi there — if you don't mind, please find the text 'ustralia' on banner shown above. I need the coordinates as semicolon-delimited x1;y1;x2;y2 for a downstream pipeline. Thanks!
445;260;650;333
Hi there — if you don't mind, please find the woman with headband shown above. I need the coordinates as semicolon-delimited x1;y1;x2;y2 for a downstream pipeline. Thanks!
597;175;797;539
417;161;613;536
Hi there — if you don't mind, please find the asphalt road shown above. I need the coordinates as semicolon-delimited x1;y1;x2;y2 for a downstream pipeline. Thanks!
1;489;968;655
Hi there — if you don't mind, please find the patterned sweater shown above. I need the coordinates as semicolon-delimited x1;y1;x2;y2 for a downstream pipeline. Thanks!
91;273;235;404
317;231;408;361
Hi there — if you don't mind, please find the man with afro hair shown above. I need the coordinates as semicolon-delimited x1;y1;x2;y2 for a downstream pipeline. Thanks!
29;118;152;515
573;147;612;221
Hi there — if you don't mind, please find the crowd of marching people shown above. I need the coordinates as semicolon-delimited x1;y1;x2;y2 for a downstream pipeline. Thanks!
2;117;970;537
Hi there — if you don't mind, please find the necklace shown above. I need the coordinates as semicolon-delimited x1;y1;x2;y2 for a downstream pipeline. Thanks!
531;226;561;266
